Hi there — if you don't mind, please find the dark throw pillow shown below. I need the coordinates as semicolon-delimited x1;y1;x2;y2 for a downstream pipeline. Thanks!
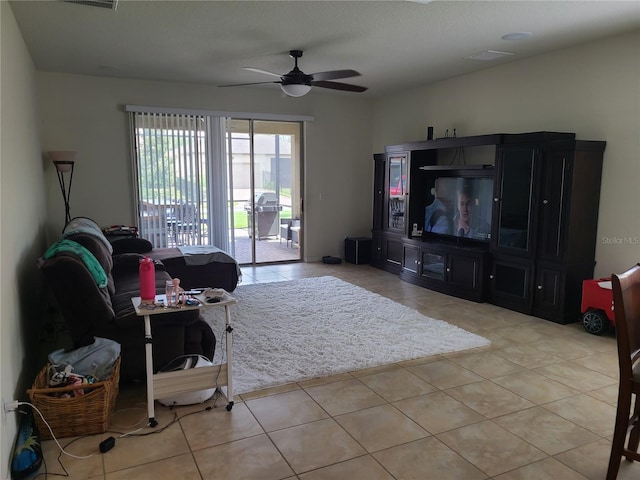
111;237;153;255
112;253;165;272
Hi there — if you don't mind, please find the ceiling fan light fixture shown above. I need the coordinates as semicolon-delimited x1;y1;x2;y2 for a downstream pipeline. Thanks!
224;50;366;95
281;84;312;97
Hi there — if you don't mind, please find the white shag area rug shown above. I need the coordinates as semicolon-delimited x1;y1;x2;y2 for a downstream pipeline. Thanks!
202;276;490;394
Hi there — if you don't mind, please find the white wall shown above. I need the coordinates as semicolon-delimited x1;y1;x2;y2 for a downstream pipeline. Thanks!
1;3;49;478
372;30;640;277
37;73;374;261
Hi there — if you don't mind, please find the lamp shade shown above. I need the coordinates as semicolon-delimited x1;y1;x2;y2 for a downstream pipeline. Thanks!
280;84;312;97
49;151;77;172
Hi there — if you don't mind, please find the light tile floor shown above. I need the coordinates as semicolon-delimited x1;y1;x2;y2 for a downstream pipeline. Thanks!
39;262;639;479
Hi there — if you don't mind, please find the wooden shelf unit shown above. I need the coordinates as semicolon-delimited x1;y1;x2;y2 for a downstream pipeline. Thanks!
371;131;606;324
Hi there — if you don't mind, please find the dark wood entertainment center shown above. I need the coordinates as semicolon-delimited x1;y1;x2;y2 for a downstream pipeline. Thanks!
371;132;606;324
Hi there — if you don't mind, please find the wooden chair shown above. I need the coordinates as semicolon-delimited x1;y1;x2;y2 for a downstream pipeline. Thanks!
607;263;640;479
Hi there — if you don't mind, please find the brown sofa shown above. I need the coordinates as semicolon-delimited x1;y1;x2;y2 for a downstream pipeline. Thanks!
39;220;216;383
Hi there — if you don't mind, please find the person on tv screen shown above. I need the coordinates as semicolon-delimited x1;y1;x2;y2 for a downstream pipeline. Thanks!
455;183;474;237
454;182;491;240
424;178;453;234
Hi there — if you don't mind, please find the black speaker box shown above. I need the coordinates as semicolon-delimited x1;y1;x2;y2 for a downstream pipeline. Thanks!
344;237;372;265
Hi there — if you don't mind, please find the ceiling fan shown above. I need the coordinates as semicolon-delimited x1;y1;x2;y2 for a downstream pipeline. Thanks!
219;50;367;97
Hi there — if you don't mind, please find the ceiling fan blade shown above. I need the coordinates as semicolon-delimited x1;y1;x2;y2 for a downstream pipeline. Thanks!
310;69;361;81
242;67;284;78
311;80;367;93
218;81;282;87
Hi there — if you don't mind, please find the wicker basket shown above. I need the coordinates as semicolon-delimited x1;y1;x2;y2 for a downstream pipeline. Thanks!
27;357;120;439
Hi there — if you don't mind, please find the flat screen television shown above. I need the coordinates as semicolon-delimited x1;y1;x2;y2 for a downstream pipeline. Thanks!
422;173;494;242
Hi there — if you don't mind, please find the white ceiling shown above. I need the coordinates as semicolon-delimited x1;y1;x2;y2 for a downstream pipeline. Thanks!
9;0;640;98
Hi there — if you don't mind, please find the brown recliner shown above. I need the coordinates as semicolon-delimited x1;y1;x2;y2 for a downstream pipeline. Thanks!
39;230;216;383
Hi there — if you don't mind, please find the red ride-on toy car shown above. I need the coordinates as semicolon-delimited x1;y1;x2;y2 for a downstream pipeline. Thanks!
581;278;615;335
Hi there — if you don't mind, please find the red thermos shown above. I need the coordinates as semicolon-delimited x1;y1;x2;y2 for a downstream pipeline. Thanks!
139;256;156;302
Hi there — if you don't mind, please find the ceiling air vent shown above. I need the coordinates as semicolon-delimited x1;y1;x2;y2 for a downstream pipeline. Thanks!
63;0;118;10
467;50;514;61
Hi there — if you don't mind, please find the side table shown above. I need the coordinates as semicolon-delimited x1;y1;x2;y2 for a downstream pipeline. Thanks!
132;292;237;427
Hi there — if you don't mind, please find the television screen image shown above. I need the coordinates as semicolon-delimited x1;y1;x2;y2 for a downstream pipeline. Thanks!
423;176;493;242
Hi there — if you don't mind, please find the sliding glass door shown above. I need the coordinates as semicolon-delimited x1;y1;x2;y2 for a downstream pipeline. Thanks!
227;119;302;264
131;110;302;265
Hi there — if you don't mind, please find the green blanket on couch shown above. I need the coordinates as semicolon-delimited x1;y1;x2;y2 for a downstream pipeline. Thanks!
43;239;108;288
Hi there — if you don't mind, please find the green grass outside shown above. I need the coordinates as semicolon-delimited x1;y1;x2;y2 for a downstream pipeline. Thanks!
233;211;248;229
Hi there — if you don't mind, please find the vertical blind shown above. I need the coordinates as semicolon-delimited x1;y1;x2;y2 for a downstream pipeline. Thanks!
132;112;209;248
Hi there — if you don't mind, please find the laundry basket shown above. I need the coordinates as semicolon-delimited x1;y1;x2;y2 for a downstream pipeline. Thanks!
27;357;120;439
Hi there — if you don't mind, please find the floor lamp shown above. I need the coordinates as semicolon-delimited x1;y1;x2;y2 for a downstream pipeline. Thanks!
49;151;76;226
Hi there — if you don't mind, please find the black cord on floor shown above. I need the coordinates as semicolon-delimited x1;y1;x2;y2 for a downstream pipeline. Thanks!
26;388;226;479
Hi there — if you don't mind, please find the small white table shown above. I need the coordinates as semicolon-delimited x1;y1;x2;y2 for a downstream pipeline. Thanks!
132;293;237;427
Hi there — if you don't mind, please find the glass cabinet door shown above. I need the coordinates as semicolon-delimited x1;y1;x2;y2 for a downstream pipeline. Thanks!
387;153;407;231
421;251;445;281
372;154;386;231
536;151;567;261
493;147;536;254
